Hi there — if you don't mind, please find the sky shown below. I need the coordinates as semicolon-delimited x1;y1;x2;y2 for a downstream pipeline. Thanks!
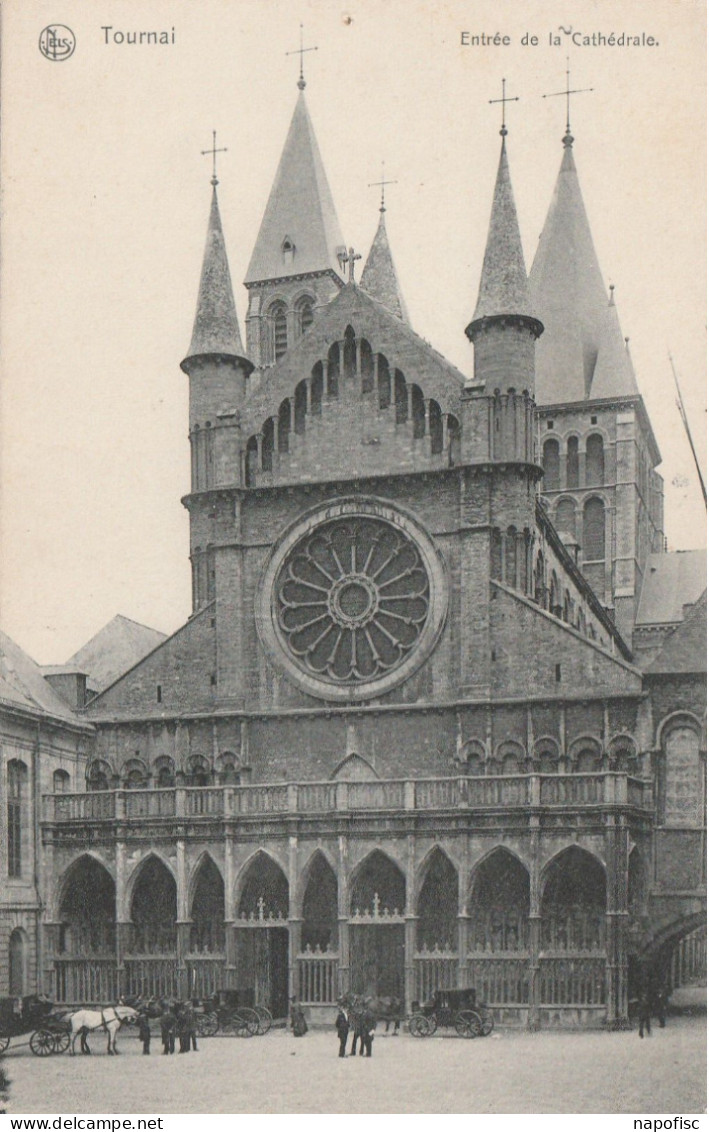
0;0;706;664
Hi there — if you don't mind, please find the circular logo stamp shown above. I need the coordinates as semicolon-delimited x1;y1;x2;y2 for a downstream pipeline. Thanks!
39;25;76;61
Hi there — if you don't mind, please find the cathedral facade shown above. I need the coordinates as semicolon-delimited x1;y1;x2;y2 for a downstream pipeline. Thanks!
6;79;705;1028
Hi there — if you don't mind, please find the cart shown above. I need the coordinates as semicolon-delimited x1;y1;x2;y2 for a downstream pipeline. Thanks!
408;988;494;1038
0;995;71;1056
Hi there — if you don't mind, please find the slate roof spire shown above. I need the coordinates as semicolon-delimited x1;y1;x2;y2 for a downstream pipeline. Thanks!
529;134;638;403
244;91;346;285
360;201;410;324
466;129;541;334
185;181;250;366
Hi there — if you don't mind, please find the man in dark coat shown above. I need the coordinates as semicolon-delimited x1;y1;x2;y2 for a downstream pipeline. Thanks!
137;1010;151;1055
638;990;652;1038
361;1008;376;1057
160;1007;176;1054
335;1008;349;1057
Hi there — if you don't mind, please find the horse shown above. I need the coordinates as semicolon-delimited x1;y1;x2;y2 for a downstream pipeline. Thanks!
68;1005;138;1055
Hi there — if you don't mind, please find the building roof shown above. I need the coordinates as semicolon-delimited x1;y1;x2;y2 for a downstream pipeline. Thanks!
244;91;346;285
185;185;248;361
360;210;410;324
0;631;86;724
645;590;707;674
529;139;639;404
65;614;168;693
470;137;532;324
635;549;708;627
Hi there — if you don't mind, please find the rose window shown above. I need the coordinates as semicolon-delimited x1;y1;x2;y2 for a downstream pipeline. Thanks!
275;517;430;685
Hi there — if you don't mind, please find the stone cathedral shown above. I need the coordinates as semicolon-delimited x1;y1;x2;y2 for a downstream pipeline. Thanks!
1;77;705;1028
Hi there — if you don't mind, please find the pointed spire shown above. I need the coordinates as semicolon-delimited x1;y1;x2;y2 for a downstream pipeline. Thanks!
468;135;536;327
529;141;638;403
244;92;346;285
185;185;250;365
360;209;410;324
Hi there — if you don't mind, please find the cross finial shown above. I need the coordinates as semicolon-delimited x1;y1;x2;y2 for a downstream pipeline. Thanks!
489;77;520;137
286;23;318;90
542;57;594;146
201;130;227;187
341;246;362;283
368;162;398;213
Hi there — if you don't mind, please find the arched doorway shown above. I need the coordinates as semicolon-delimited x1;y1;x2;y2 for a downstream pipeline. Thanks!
415;849;458;1001
540;847;606;1011
9;928;27;996
298;853;339;1005
188;856;225;998
469;849;530;1009
234;853;289;1018
126;856;178;999
57;855;116;1001
349;850;405;1000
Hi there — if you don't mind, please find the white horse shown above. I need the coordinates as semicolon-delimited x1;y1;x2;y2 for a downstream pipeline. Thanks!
68;1005;138;1055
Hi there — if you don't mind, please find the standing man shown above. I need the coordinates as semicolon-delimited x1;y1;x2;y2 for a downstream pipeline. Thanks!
137;1009;151;1055
361;1007;376;1057
160;1005;176;1054
335;1006;349;1058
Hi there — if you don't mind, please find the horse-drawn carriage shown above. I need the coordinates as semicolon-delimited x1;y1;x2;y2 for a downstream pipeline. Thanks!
0;995;71;1057
195;989;272;1038
409;988;494;1038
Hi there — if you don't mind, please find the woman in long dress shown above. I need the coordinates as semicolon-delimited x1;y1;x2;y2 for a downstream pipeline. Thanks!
289;996;308;1037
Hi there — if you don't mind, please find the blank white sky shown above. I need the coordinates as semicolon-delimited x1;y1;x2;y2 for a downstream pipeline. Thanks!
1;0;705;663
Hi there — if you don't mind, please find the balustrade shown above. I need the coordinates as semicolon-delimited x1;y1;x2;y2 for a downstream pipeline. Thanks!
125;790;176;818
296;952;338;1004
124;958;179;1000
466;957;530;1005
54;958;117;1004
538;957;605;1006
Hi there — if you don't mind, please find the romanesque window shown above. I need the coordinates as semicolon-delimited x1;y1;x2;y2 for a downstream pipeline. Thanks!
281;237;295;267
583;497;605;560
566;436;580;488
269;302;288;362
342;326;356;380
218;753;240;785
555;498;576;539
327;343;339;398
154;757;176;788
394;370;407;423
429;400;443;454
7;760;27;878
411;385;425;439
295;296;313;336
505;526;517;587
53;769;70;793
543;439;560;490
9;928;27;995
378;355;391;409
87;760;111;792
586;434;605;486
278;399;291;453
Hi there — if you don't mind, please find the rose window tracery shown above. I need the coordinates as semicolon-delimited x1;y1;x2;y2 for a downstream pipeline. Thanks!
275;517;430;685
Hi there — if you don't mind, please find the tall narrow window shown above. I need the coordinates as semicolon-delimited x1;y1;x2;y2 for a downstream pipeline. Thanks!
583;497;606;560
296;296;313;336
555;498;576;539
586;434;605;486
7;760;26;878
53;769;70;793
543;439;560;490
270;302;288;361
566;436;579;488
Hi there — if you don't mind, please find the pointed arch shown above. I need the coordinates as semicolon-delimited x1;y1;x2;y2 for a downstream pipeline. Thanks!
58;853;116;956
331;753;378;781
416;847;458;950
128;853;177;954
235;850;289;921
350;849;405;916
189;853;225;953
301;850;338;951
469;847;530;953
540;846;606;952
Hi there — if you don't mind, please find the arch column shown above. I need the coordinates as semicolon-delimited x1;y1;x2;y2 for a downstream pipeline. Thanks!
605;818;631;1028
288;834;300;1001
528;821;541;1031
337;836;350;998
404;835;416;1013
176;840;189;999
457;857;469;990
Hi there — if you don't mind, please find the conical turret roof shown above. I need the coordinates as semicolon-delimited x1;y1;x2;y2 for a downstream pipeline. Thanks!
244;92;346;285
471;136;533;323
529;139;638;403
360;210;410;323
187;185;248;360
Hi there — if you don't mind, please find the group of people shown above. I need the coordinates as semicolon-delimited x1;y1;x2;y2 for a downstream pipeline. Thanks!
136;1001;199;1055
335;1003;376;1058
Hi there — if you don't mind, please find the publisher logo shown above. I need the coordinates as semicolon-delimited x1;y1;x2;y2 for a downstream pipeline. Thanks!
39;25;76;61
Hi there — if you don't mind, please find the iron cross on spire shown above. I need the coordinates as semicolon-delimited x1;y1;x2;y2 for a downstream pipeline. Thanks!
286;24;318;90
342;247;361;282
368;163;398;213
488;77;520;137
201;130;227;187
542;58;594;145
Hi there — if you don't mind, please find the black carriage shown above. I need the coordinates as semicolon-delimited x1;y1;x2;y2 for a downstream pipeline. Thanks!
195;989;272;1038
408;988;494;1038
0;995;71;1057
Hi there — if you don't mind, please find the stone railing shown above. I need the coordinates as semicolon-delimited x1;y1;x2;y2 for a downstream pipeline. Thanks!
42;774;652;824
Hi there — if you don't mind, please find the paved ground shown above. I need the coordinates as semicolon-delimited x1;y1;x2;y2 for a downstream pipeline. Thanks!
2;1013;705;1115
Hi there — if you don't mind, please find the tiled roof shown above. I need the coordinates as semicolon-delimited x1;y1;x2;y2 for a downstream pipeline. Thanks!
360;211;410;324
186;186;247;360
645;590;707;674
66;614;167;693
471;138;532;323
636;550;707;626
0;631;85;724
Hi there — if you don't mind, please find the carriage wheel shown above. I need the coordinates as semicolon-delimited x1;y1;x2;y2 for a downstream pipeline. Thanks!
196;1012;219;1037
454;1010;482;1038
478;1007;494;1036
254;1006;272;1036
30;1029;56;1057
52;1030;71;1055
408;1014;431;1038
0;1034;10;1056
426;1016;438;1036
234;1008;259;1037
